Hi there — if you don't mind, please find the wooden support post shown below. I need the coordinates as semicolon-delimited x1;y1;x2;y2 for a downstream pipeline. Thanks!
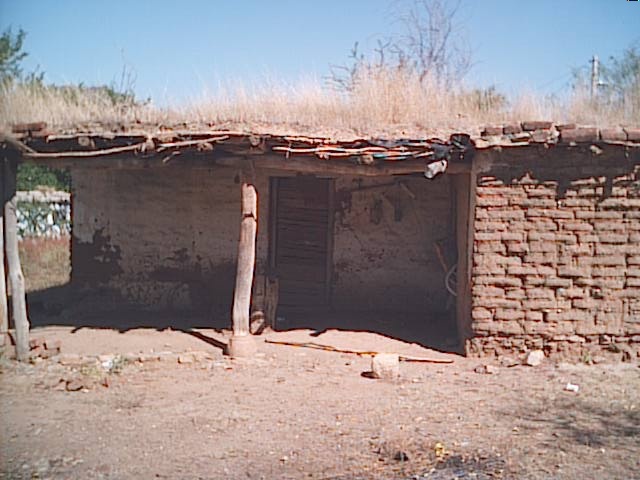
0;159;8;347
3;158;29;360
227;183;257;358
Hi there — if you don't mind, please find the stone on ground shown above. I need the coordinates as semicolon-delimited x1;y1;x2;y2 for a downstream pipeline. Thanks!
371;353;400;380
525;350;545;367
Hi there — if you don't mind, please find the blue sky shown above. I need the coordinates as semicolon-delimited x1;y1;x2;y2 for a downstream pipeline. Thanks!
1;0;638;105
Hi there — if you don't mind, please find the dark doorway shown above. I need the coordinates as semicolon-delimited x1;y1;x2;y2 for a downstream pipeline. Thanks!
269;176;333;313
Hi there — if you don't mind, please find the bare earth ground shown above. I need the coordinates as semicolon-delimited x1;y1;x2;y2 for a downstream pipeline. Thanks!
1;238;639;479
1;327;639;480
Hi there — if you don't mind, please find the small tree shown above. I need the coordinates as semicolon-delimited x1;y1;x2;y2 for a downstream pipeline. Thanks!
0;27;27;84
600;43;640;120
328;0;471;91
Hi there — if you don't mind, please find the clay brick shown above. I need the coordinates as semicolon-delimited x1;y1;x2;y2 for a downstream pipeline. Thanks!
577;187;601;198
507;265;537;276
577;233;599;243
474;297;522;309
475;275;522;288
527;231;556;241
575;277;595;287
495;308;525;321
560;127;599;143
591;255;626;266
594;221;627;232
477;176;505;187
558;221;593;232
595;211;625;219
475;254;521;267
545;278;572;288
598;233;628;244
560;198;593;208
472;307;493;321
501;232;525;242
525;311;543;322
557;287;588;299
506;242;529;254
600;128;627;142
472;285;505;297
631;233;640;243
523;299;571;310
524;276;546;286
518;198;557;208
600;198;640;209
529;242;557;253
624;211;640;219
560;243;593;256
526;288;555;299
573;298;597;309
593;278;625;289
477;196;508;207
503;124;523;135
524;252;558;264
526;208;574;219
537;266;556;275
475;232;502;241
475;221;508;232
546;310;590;322
595;244;633;255
595;311;623;325
476;241;507;254
623;127;640;141
497;322;526;335
481;126;504;136
523;220;558;231
475;209;525;220
477;187;523;196
627;267;640;277
524;186;556;197
592;266;626;276
558;266;591;278
628;256;640;265
473;264;506;275
522;121;553;131
505;288;526;300
555;233;578;244
626;278;640;287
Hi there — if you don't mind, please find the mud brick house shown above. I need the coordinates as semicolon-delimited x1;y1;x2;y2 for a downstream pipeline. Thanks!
1;122;639;360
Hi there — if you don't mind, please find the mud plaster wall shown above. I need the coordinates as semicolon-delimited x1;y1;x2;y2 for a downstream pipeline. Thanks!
71;167;270;320
332;175;454;314
468;147;640;358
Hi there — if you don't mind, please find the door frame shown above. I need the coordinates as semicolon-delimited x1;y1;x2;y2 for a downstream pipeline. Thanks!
268;175;335;307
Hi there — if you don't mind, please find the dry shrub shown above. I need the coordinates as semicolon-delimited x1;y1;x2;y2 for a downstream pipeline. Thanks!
1;68;637;140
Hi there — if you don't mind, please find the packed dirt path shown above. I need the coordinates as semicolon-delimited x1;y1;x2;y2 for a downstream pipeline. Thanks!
1;327;639;479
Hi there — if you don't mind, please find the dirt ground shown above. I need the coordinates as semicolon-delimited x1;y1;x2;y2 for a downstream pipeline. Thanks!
1;326;639;480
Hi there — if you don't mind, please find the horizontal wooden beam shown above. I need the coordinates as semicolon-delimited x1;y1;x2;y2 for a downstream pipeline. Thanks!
216;155;471;176
18;148;471;175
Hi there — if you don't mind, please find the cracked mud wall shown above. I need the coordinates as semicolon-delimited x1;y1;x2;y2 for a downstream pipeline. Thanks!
71;167;269;318
332;175;454;314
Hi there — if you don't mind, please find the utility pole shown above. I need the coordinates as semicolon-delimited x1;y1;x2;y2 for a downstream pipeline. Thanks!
590;55;599;100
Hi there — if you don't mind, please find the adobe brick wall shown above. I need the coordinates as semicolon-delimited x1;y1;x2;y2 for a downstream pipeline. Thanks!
468;146;640;359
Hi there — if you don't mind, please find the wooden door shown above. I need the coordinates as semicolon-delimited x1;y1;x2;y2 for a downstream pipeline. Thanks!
270;176;333;312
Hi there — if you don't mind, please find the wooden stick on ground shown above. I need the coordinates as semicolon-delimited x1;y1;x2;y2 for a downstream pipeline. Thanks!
264;339;454;364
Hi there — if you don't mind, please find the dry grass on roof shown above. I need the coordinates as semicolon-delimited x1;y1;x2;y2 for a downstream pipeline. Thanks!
1;68;637;140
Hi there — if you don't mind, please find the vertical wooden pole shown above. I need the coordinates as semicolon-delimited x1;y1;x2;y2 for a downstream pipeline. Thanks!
0;159;8;347
4;158;29;361
227;182;257;357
